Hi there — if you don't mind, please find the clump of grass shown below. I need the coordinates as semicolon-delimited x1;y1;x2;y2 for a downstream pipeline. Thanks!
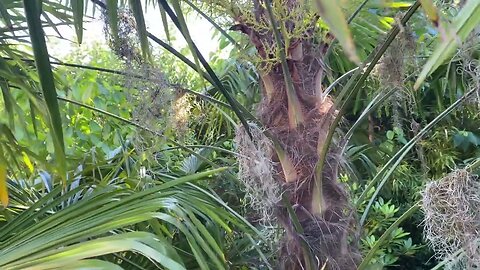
421;169;480;269
234;123;281;237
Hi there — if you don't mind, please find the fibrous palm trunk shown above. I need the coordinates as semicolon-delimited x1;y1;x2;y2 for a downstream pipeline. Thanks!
232;0;358;268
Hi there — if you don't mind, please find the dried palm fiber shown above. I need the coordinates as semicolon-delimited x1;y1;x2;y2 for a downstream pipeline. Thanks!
254;64;359;269
241;56;359;269
234;123;282;242
422;169;480;269
234;123;278;216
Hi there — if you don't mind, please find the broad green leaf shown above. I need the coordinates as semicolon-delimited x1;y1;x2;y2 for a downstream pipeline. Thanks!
158;167;227;190
23;0;66;184
387;130;395;140
22;152;34;173
0;163;7;207
186;210;225;265
6;232;186;270
358;203;420;270
129;0;151;61
0;178;243;269
419;0;439;26
383;1;412;8
71;0;84;44
57;259;123;270
414;0;480;89
315;0;360;64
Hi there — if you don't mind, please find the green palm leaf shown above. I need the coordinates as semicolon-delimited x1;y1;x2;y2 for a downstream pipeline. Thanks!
315;0;359;64
70;0;84;44
23;0;66;184
0;167;242;269
414;0;480;89
106;0;119;44
129;0;151;61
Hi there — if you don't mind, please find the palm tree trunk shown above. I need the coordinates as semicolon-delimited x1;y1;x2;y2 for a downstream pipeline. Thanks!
232;1;358;268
